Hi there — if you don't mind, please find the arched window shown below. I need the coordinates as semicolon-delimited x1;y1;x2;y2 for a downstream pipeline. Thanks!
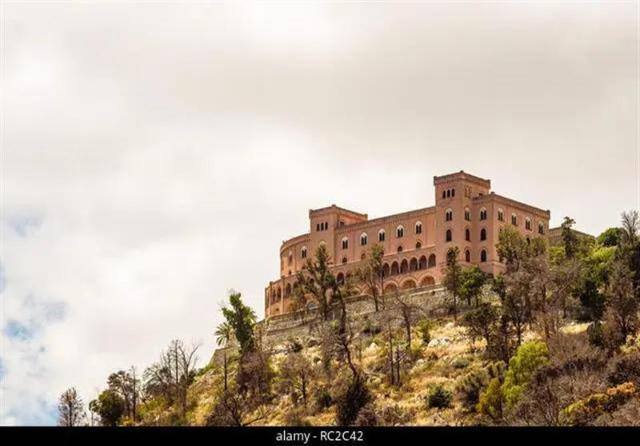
316;223;320;231
416;241;422;249
419;256;427;270
465;250;471;262
451;188;455;197
378;229;386;242
415;221;422;234
445;209;453;221
410;258;418;271
428;254;436;268
538;222;545;235
285;283;292;297
511;213;518;226
480;208;487;220
360;233;368;246
341;237;349;250
446;189;451;198
446;229;452;242
465;228;470;242
400;259;408;273
480;249;487;262
342;256;348;264
525;218;532;231
442;190;446;199
301;246;307;258
337;272;345;284
397;246;403;253
383;263;390;277
277;288;282;299
288;251;293;265
396;225;404;238
480;228;487;241
497;209;504;222
361;253;366;260
391;262;399;275
464;208;471;221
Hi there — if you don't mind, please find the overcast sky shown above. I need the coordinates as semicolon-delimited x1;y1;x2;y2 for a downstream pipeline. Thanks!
1;1;638;425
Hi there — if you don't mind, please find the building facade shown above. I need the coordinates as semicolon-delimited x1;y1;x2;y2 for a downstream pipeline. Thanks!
265;171;550;318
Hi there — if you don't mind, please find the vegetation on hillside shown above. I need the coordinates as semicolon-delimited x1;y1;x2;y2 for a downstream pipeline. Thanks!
60;211;640;426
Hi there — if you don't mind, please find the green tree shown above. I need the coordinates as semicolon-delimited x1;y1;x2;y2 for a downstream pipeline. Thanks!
222;291;257;354
94;389;125;426
496;226;528;273
57;387;85;427
619;210;640;300
597;227;623;247
442;246;462;321
604;260;638;347
215;321;233;391
295;244;337;321
458;266;487;307
477;377;504;421
501;341;549;410
561;216;579;259
106;368;139;422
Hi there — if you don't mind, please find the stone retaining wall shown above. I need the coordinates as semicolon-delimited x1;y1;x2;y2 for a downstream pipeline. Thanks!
210;286;450;365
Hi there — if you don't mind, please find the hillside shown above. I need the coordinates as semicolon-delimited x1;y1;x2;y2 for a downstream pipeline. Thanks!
74;216;640;427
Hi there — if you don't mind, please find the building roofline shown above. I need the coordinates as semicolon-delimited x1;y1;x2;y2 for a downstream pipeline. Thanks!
335;206;436;233
309;204;368;219
473;192;550;218
433;170;491;188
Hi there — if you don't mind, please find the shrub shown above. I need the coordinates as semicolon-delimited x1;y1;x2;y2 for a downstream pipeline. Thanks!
608;352;640;388
477;377;503;421
486;361;506;380
427;384;452;409
335;376;371;425
451;357;470;369
363;318;381;336
457;368;489;410
378;404;412;425
587;321;605;347
283;407;312;426
417;319;431;345
287;338;304;353
354;403;378;426
560;382;637;426
312;385;333;411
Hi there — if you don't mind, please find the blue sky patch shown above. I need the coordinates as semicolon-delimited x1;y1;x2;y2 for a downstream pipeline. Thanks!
4;319;35;341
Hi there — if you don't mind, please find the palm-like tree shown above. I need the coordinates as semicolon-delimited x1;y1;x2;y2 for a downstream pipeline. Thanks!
215;322;232;391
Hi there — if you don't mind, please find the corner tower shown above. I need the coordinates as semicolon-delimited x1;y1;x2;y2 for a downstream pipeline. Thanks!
433;171;491;268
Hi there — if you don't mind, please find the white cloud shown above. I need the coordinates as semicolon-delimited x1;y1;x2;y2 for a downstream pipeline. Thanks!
1;2;637;424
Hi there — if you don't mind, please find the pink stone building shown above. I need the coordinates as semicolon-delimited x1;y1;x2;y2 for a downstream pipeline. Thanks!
265;171;550;318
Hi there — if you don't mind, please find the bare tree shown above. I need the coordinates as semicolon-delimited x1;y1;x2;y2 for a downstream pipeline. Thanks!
58;387;85;426
144;339;200;419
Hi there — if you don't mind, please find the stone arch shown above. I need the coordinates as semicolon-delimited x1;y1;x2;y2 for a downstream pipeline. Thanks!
391;261;399;275
409;257;418;272
401;278;417;290
400;259;409;274
419;275;435;287
383;282;398;294
428;254;436;268
419;255;427;270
